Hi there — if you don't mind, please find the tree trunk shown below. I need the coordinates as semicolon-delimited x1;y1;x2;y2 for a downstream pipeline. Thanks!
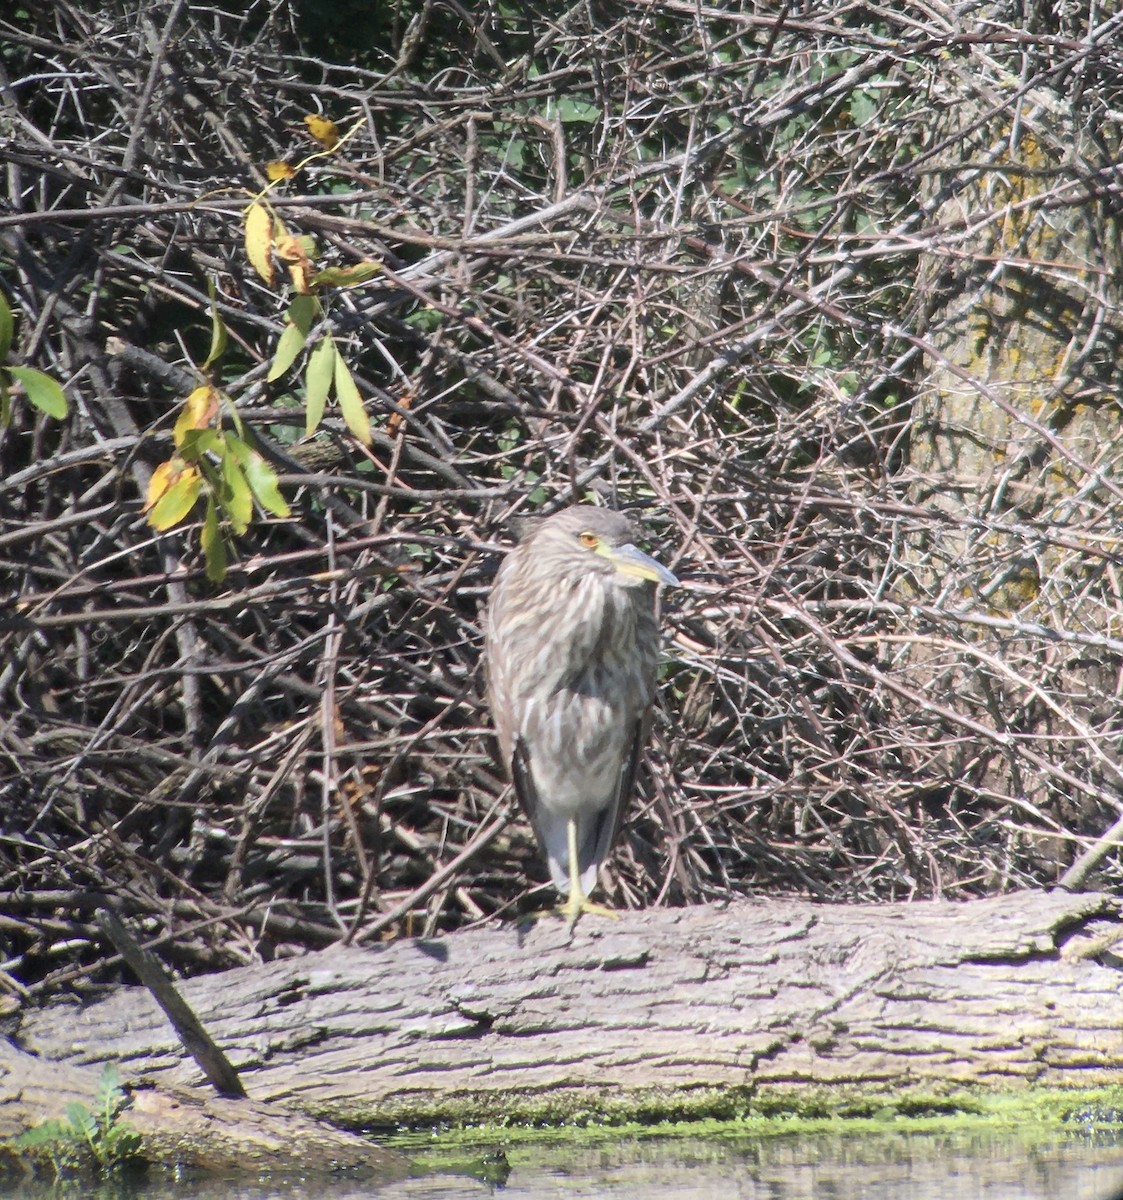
906;12;1123;872
13;892;1123;1131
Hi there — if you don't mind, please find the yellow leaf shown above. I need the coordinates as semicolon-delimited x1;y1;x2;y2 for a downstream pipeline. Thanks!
244;201;275;286
273;231;317;295
173;384;219;447
274;237;304;265
265;160;297;182
303;113;340;150
275;233;315;265
144;459;179;513
333;354;372;446
148;464;202;531
288;262;313;295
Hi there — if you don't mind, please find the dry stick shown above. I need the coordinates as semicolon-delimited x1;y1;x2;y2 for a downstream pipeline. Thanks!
573;131;1123;881
318;511;348;931
96;908;247;1100
351;802;512;945
1058;815;1123;893
767;599;1123;828
564;54;1120;500
9;10;1115;919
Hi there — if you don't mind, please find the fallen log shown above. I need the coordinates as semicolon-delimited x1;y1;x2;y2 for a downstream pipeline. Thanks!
14;891;1123;1131
0;1041;408;1178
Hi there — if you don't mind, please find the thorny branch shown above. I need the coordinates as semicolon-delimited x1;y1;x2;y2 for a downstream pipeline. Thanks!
2;1;1123;994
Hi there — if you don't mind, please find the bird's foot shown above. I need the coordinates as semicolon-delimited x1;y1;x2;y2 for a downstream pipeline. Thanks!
559;892;620;932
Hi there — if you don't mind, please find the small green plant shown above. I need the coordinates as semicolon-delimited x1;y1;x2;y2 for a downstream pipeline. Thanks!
16;1064;142;1178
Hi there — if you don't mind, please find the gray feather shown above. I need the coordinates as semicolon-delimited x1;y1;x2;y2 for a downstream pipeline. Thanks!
484;507;673;899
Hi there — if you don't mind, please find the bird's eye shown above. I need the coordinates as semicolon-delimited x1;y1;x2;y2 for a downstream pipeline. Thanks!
578;531;599;548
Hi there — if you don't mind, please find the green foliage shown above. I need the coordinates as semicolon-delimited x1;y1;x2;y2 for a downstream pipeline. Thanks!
257;247;377;445
268;295;318;382
16;1064;142;1178
293;0;534;71
202;277;228;370
0;290;11;359
142;293;292;581
0;291;68;425
304;331;335;434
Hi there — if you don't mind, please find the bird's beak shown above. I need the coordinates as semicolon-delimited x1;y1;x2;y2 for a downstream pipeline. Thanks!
600;542;678;586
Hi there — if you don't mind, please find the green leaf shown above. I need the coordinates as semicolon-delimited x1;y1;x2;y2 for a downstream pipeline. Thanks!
0;378;10;427
227;432;288;517
333;354;372;445
0;292;12;361
66;1102;97;1143
287;294;317;334
307;261;380;289
105;1125;141;1159
221;453;253;533
266;296;319;384
96;1063;120;1106
304;334;335;436
220;389;246;441
177;427;223;460
202;279;228;370
149;468;202;530
202;496;226;581
16;1119;71;1148
224;431;249;465
242;448;290;518
404;305;442;333
8;365;67;419
555;97;599;125
267;319;308;382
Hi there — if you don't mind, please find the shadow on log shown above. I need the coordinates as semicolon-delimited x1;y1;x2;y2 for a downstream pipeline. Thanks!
9;891;1123;1138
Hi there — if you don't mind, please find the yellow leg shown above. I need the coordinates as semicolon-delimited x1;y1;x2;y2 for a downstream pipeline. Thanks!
560;817;619;930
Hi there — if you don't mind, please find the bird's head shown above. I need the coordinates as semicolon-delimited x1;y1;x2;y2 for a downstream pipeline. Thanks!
519;506;678;590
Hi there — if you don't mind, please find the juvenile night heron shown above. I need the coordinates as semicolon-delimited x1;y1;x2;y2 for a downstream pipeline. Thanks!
485;506;677;924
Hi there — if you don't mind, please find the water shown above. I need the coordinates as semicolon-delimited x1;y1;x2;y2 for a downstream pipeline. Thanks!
392;1129;1123;1200
4;1128;1123;1200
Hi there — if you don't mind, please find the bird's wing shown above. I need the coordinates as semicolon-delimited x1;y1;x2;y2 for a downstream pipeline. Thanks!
589;713;646;878
510;736;536;818
511;735;572;893
511;735;550;846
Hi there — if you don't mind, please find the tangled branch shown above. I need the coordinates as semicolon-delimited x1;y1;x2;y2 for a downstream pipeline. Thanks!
2;0;1123;993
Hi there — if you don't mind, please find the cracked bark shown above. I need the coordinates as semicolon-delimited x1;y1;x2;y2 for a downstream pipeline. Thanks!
8;890;1123;1142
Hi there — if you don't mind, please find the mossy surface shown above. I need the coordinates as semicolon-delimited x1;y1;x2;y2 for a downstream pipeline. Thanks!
327;1083;1123;1164
383;1094;1123;1176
